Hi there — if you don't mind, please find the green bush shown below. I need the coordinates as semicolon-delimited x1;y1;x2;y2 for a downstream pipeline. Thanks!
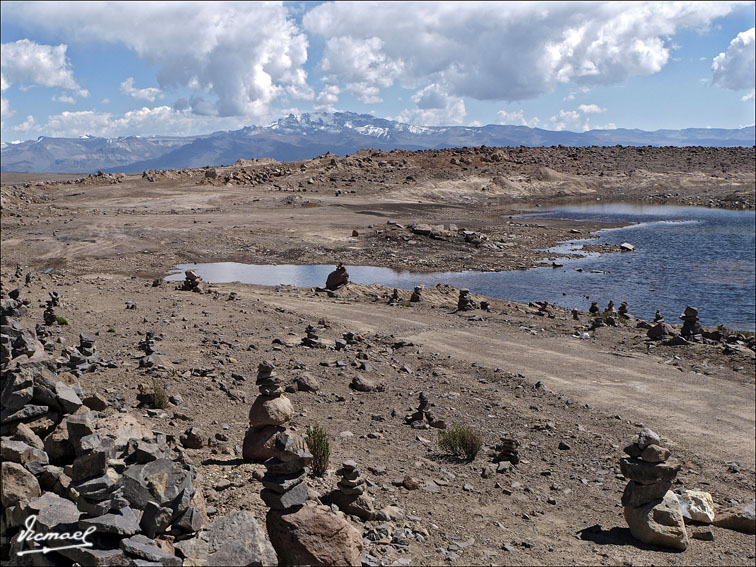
305;424;330;477
438;424;483;461
152;378;169;409
55;316;69;325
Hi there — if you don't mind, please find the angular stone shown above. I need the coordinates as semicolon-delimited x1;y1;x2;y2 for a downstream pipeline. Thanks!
174;536;210;565
260;479;308;510
622;480;672;508
55;381;83;414
624;491;688;550
242;425;285;462
620;457;680;484
10;492;81;532
714;499;755;534
2;404;49;424
1;438;49;466
266;506;362;566
79;506;140;535
1;461;41;507
676;489;715;524
640;444;670;463
122;458;193;510
8;422;44;451
96;413;151;450
350;376;375;392
66;412;96;440
174;506;205;534
180;427;204;449
72;450;109;481
58;547;127;567
203;510;277;566
120;534;182;565
43;420;75;465
636;428;661;450
83;393;110;411
295;374;320;392
140;500;175;538
261;470;306;494
249;395;293;427
264;456;309;476
73;468;121;500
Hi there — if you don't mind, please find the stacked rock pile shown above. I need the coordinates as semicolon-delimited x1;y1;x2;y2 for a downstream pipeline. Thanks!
243;362;294;462
388;288;400;305
260;432;312;511
325;263;349;291
178;270;204;293
138;331;156;355
410;286;423;302
589;302;600;314
620;428;688;550
618;301;629;316
301;325;323;348
679;306;703;338
606;300;616;313
1;318;208;565
492;437;521;465
43;299;57;326
61;334;115;375
457;289;477;311
405;392;446;429
323;460;381;522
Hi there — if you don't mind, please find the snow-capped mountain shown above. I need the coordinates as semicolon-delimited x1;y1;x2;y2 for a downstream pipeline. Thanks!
2;112;753;173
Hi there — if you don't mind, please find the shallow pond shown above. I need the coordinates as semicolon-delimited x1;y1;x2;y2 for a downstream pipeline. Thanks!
166;203;755;331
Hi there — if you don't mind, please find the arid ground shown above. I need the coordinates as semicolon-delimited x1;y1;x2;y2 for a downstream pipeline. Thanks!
1;146;754;565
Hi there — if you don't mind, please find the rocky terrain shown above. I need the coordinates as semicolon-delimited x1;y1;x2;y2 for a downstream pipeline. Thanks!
1;146;755;566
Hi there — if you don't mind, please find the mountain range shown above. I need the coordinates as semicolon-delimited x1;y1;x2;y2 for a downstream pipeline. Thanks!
2;111;754;173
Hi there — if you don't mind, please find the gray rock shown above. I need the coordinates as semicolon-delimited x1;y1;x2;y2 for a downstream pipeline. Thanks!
71;450;110;482
640;444;670;463
122;458;194;510
66;412;97;439
1;461;41;507
9;492;80;532
636;428;661;450
2;404;49;424
58;547;127;567
55;381;83;414
120;534;182;565
139;500;174;538
260;479;308;510
622;480;673;508
261;470;306;494
350;376;375;392
1;438;49;466
204;510;277;566
714;499;755;534
8;422;45;450
620;457;680;484
79;506;140;535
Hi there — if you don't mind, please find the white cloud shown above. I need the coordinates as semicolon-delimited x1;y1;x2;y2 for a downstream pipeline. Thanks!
5;2;311;120
314;84;340;111
36;106;248;138
120;77;162;102
13;115;37;133
1;97;13;118
53;94;76;104
0;39;87;96
742;89;755;102
550;104;608;131
577;104;605;114
497;109;540;127
712;27;755;92
395;84;466;125
304;1;737;105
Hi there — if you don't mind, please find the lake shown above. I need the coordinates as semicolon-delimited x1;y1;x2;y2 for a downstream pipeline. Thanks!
165;203;755;331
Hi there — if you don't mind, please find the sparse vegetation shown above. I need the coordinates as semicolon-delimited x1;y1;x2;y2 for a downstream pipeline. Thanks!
152;378;169;409
306;424;330;477
107;327;115;333
438;424;483;461
55;316;68;325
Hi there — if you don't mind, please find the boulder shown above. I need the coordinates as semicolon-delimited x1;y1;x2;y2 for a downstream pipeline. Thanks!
266;505;362;566
205;511;277;566
249;395;293;428
624;491;688;551
676;489;715;524
1;461;41;507
714;499;755;534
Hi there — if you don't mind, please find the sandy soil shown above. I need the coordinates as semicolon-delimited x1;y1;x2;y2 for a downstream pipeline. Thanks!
1;146;754;565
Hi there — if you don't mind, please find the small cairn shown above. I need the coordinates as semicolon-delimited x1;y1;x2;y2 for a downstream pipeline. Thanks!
388;288;400;305
138;330;156;355
620;428;687;550
606;300;616;313
654;309;664;322
410;286;423;302
323;459;381;521
618;301;629;317
337;460;366;497
457;289;477;311
405;392;446;429
243;362;294;462
480;300;490;312
589;302;600;315
679;306;703;338
301;324;323;348
325;263;349;291
178;270;204;292
78;334;96;358
260;432;312;511
43;301;57;326
492;437;520;465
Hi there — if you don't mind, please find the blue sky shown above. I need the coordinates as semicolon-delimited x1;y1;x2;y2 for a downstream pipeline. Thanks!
1;1;754;143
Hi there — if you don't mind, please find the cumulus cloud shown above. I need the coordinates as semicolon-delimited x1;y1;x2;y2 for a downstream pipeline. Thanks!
53;94;77;104
395;84;466;125
120;77;162;102
0;39;87;96
12;114;37;133
550;104;608;131
314;84;341;111
5;2;311;120
712;27;755;96
577;104;605;114
36;106;248;138
497;110;541;127
305;1;737;106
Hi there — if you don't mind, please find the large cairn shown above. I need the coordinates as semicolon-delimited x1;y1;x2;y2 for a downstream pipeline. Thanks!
178;270;204;293
679;306;703;338
325;263;349;291
410;286;423;302
242;362;294;462
620;428;688;550
260;432;311;511
457;289;477;311
405;392;446;429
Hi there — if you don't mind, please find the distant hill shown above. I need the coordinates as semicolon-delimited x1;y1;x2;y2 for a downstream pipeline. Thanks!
2;112;753;173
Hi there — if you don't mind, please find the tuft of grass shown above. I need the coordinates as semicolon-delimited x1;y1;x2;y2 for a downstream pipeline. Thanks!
305;424;330;477
106;327;115;333
438;424;483;461
152;378;169;409
55;316;69;325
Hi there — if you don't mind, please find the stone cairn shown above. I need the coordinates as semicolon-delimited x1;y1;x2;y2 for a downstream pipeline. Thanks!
654;309;664;322
325;460;380;521
606;300;616;313
679;306;703;338
43;292;60;326
405;392;446;429
178;270;204;293
457;289;477;311
410;286;423;302
618;301;629;317
301;324;323;348
138;331;156;355
260;432;312;511
589;302;600;315
325;263;349;291
243;362;294;462
620;428;688;550
492;437;521;465
388;288;400;305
